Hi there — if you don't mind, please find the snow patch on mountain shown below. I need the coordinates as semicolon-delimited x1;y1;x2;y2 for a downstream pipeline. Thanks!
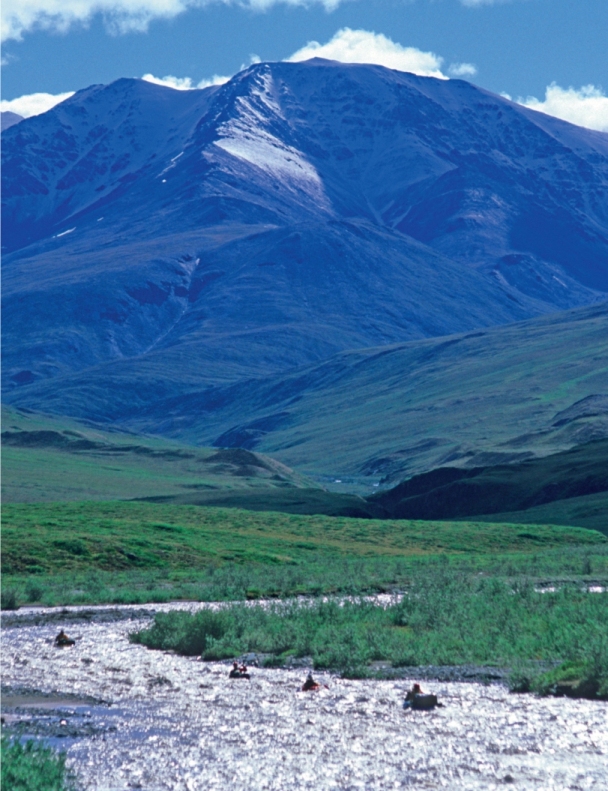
214;68;330;209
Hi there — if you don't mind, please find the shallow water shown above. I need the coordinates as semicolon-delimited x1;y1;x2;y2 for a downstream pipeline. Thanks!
2;605;607;790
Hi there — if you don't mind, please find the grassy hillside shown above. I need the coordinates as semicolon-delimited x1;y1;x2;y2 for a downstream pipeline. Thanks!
138;488;378;517
1;406;317;503
67;301;608;490
3;407;606;527
5;500;603;578
370;440;608;534
2;500;606;609
469;491;608;535
1;406;380;516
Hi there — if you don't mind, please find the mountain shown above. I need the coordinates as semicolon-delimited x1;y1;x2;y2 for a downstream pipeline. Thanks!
3;60;608;406
3;60;608;500
1;111;24;132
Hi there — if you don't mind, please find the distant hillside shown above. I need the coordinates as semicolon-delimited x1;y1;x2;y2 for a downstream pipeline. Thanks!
1;111;23;132
2;406;382;516
12;300;601;490
0;406;318;503
467;492;608;536
369;440;608;535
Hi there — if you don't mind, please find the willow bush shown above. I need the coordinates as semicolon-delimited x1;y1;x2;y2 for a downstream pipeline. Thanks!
131;566;608;694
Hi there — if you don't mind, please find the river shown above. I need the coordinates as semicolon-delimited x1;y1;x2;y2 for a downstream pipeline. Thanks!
2;603;607;790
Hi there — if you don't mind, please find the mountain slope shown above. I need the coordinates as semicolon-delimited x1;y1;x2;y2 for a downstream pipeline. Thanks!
3;60;608;407
2;219;547;391
7;302;608;489
467;492;608;535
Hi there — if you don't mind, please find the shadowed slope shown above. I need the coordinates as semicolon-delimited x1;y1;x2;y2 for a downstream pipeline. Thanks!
370;440;608;534
467;492;608;535
1;111;23;132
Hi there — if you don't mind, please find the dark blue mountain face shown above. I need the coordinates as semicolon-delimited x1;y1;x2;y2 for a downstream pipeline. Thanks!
1;79;220;252
3;59;608;416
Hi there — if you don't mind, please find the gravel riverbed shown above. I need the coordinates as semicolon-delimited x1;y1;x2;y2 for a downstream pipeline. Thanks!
2;603;607;790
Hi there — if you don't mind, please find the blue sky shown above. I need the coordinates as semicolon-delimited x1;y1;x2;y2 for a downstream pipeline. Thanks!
2;0;607;130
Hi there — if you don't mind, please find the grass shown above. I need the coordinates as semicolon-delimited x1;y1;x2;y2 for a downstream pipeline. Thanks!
3;545;607;609
470;490;608;535
2;500;606;608
2;499;604;575
0;735;77;791
130;569;608;698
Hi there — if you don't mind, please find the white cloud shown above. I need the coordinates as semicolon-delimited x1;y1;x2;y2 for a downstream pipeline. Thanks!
135;33;451;98
1;0;342;43
142;72;231;89
448;62;477;78
142;73;196;90
287;28;446;79
0;90;74;117
2;0;184;40
517;83;608;133
196;74;231;88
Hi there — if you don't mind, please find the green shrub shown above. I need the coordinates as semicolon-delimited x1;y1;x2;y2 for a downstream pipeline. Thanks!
1;736;76;791
131;571;608;683
530;631;608;699
531;659;608;699
1;588;19;610
131;609;229;656
24;580;45;603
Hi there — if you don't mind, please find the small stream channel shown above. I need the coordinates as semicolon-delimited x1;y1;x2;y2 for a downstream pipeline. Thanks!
2;602;607;790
